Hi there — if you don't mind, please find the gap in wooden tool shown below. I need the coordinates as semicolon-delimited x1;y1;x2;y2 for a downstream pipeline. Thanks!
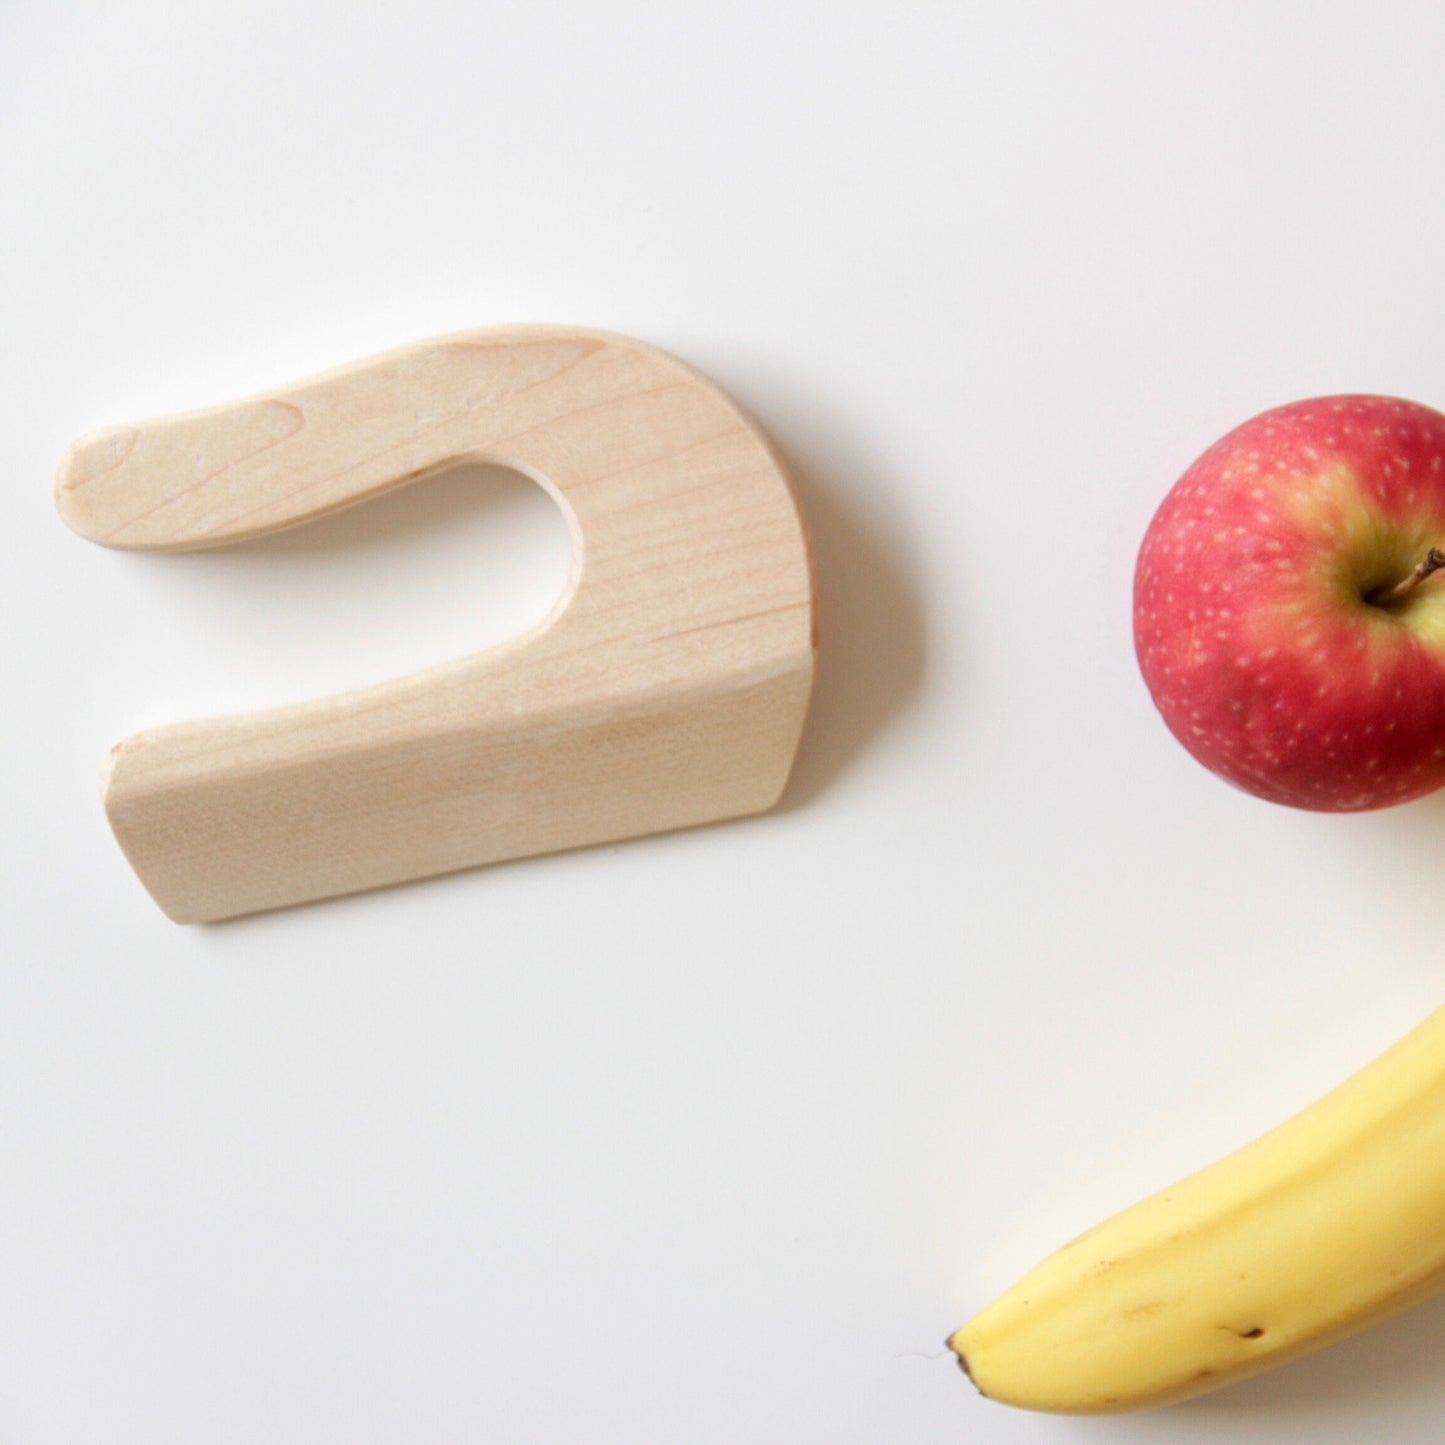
112;462;576;724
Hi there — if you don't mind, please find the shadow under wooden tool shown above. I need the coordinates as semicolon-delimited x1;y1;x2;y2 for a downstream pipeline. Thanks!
775;442;928;810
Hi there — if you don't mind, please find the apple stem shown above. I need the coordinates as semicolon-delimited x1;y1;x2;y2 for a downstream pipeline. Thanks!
1376;548;1445;604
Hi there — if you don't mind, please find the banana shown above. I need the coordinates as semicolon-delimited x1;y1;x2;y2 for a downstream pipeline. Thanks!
948;1003;1445;1413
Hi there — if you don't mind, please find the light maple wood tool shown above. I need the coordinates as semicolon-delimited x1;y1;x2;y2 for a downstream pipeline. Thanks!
57;327;816;922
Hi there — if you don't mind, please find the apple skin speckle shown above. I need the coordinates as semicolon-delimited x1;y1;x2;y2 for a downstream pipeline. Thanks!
1134;396;1445;812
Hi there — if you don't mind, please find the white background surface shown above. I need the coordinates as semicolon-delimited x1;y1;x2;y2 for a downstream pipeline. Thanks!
5;2;1445;1440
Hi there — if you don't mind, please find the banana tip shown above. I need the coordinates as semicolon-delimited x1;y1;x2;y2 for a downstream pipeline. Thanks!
946;1333;984;1395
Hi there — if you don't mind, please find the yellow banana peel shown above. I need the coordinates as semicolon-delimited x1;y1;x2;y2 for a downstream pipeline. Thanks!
949;1003;1445;1413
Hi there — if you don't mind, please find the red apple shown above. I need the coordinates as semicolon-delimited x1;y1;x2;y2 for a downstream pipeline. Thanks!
1134;395;1445;811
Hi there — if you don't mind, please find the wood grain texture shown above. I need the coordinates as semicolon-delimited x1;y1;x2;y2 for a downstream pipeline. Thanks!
57;327;816;922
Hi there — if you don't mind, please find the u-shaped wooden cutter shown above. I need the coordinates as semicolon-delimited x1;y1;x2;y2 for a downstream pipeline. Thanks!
57;327;817;922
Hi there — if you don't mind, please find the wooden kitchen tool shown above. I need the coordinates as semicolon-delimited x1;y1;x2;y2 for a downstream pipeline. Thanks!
57;327;816;922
